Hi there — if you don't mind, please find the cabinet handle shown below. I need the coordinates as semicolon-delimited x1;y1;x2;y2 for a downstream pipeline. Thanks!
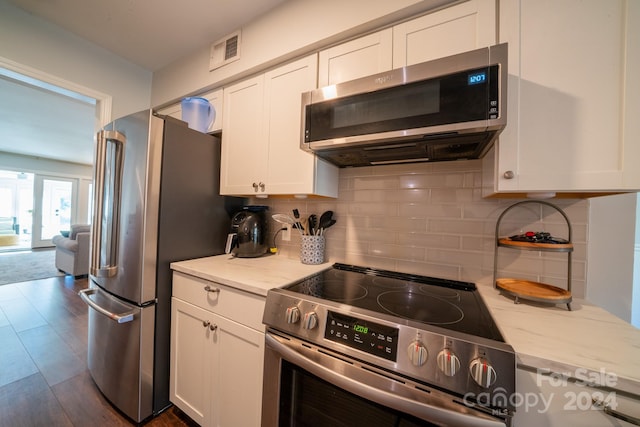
204;285;220;294
592;398;640;426
202;320;210;328
209;324;218;331
503;170;515;179
252;182;266;192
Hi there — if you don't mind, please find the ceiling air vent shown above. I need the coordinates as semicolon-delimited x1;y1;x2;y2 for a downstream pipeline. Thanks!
209;30;241;71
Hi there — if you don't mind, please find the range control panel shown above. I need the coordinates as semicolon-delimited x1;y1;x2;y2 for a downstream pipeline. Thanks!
324;311;398;361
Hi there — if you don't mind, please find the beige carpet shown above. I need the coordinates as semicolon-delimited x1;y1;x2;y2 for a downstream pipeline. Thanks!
0;249;65;285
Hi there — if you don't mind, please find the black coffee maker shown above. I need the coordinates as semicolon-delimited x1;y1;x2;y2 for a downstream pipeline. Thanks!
225;206;268;257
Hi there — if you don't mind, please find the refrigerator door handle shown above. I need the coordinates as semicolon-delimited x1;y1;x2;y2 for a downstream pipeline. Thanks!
91;130;126;278
79;288;136;323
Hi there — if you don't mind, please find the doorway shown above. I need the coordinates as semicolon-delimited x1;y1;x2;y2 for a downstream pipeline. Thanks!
0;60;105;252
0;171;90;251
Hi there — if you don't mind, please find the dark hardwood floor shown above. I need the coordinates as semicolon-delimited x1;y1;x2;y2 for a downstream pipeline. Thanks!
0;276;197;427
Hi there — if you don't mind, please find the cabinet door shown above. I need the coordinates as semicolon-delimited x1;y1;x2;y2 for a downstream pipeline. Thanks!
156;103;182;120
485;0;640;195
318;28;393;87
264;54;335;196
220;75;268;196
210;312;264;427
202;88;223;132
515;368;640;426
392;0;496;68
170;298;212;426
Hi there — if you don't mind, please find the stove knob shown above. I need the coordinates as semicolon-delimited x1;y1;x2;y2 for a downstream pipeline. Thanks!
437;349;461;376
303;312;318;329
407;341;428;366
285;306;300;324
469;357;497;388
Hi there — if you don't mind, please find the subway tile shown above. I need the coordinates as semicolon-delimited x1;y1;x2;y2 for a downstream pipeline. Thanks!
398;232;461;249
367;243;425;261
399;203;461;218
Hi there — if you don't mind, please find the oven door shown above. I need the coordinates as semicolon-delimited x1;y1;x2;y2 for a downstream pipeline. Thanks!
263;331;510;427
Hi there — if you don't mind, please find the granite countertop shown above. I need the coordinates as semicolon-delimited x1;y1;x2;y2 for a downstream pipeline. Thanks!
170;253;331;297
476;282;640;396
171;254;640;396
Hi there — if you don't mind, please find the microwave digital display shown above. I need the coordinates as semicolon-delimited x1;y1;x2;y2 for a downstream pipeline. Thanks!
468;71;487;85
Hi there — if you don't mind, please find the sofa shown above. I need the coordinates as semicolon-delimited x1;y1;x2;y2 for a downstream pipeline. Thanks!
52;224;91;277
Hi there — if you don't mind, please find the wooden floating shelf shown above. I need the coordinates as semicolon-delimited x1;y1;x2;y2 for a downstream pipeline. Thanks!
497;238;573;252
496;278;572;310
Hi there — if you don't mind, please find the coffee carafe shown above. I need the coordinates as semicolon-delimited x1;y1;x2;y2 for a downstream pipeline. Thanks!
225;206;268;258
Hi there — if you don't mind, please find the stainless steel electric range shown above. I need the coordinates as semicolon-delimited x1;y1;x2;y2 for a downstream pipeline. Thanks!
262;263;516;427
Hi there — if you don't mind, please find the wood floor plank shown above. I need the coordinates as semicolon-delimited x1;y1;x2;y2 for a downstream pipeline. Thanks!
0;373;73;427
52;370;132;427
1;276;191;426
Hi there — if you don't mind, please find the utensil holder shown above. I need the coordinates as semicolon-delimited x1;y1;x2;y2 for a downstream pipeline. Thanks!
300;235;325;265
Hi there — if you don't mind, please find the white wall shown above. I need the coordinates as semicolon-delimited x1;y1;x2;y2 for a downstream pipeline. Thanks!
587;193;638;323
0;0;152;120
151;0;457;107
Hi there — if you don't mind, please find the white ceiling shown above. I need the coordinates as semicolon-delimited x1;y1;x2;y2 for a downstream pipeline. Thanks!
1;0;288;166
7;0;288;71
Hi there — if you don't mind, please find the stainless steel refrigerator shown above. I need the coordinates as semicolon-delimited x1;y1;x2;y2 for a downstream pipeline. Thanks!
79;110;244;422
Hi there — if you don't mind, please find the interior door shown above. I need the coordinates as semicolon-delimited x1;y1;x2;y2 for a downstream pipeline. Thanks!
32;175;76;248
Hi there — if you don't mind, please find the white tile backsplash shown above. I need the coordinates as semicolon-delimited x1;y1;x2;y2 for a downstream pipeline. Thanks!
256;159;588;297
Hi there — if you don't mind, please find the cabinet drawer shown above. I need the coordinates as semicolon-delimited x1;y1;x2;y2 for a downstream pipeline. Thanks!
172;271;266;331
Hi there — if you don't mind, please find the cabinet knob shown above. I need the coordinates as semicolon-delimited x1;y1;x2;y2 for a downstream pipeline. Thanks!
202;320;210;328
209;323;218;331
258;182;265;191
204;285;220;294
503;170;515;179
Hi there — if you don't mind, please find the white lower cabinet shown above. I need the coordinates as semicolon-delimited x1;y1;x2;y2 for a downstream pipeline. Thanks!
515;368;640;426
170;272;265;427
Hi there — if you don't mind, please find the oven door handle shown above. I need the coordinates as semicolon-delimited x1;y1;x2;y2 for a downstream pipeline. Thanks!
266;333;506;427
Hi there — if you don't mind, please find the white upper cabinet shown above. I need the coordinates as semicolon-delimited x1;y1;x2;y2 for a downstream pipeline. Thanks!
318;28;393;87
156;88;223;133
220;54;338;198
393;0;496;67
317;0;496;87
483;0;640;195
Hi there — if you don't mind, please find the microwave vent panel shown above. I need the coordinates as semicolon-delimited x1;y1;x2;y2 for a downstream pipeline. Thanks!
209;30;241;71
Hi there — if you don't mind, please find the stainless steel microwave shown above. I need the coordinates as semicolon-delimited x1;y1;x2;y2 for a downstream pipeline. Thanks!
300;43;507;167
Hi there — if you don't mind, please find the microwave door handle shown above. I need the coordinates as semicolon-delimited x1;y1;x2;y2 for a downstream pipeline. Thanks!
90;130;125;278
265;334;506;427
78;288;135;323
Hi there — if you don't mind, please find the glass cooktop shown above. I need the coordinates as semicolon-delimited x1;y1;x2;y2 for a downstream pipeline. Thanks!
284;263;504;342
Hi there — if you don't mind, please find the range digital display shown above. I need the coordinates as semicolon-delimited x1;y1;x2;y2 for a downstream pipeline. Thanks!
324;311;398;362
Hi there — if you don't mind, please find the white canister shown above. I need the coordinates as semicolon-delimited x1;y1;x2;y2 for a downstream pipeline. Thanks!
300;235;325;265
